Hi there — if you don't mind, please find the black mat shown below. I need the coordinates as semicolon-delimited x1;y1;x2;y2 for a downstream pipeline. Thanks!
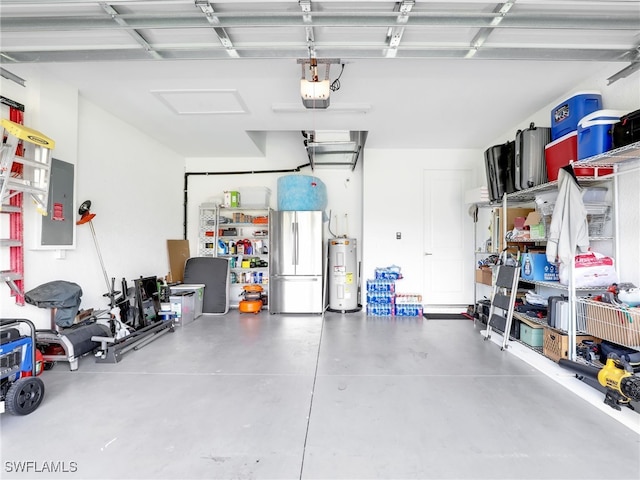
423;313;472;320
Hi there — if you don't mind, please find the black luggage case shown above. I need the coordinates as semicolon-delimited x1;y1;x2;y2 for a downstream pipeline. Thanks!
612;109;640;148
514;122;551;190
484;141;515;202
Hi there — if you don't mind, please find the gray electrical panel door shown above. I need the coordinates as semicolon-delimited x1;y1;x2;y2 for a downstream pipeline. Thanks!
41;158;74;246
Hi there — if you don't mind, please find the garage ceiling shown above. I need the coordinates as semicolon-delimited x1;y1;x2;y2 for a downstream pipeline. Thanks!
1;0;639;159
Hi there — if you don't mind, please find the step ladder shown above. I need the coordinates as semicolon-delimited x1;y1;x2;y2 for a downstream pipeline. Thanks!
483;263;521;350
1;118;55;303
1;118;55;214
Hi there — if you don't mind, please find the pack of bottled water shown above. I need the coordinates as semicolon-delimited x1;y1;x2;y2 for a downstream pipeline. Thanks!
393;303;423;317
366;303;394;316
366;267;423;317
374;265;403;280
366;291;395;304
366;279;396;293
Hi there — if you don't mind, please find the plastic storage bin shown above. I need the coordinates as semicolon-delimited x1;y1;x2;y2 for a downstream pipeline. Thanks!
551;91;602;140
238;187;271;208
170;283;205;318
545;131;577;182
170;291;196;327
577;110;625;160
520;323;544;347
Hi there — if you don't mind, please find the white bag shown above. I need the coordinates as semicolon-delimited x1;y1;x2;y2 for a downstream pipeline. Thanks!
559;251;618;288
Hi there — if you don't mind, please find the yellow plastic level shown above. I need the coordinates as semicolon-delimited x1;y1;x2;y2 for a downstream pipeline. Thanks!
1;118;55;149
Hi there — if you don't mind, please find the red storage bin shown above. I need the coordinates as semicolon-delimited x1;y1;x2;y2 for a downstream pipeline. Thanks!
545;131;577;182
572;165;614;177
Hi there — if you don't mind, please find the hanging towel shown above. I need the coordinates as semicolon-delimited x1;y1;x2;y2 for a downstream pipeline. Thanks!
546;165;590;267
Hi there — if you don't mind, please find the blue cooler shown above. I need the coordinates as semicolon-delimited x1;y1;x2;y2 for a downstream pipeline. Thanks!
551;91;602;140
577;110;626;160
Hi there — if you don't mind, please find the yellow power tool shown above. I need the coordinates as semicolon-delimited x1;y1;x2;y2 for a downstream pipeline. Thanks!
597;354;640;411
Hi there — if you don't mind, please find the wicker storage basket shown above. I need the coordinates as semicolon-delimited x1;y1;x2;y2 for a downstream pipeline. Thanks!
584;300;640;347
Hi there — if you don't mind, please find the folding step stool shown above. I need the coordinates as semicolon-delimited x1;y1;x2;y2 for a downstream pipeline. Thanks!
483;264;521;350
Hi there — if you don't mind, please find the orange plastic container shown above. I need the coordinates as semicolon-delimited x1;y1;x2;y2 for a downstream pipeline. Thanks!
239;299;263;314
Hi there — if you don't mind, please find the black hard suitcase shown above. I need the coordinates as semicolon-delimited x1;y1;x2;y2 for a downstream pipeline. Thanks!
612;109;640;148
484;141;515;202
514;122;551;190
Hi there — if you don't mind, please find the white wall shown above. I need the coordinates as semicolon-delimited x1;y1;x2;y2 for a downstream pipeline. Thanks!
363;149;483;301
1;68;184;328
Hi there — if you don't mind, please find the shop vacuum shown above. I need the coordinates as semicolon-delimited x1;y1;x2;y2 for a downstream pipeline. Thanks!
327;238;362;313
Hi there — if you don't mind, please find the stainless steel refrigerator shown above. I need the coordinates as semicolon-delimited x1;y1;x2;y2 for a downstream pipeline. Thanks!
270;210;324;313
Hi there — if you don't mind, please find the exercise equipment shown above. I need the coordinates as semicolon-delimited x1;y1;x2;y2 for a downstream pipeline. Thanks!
36;313;111;371
74;201;175;363
1;318;45;415
25;280;112;371
91;318;174;364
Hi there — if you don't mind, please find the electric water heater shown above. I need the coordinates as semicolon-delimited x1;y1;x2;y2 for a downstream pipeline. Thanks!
327;238;360;312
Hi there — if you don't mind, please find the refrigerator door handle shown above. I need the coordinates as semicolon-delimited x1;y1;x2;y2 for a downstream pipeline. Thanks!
293;221;299;266
272;275;319;281
290;221;295;266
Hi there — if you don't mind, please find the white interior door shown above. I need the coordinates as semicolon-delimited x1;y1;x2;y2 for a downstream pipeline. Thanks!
423;169;474;309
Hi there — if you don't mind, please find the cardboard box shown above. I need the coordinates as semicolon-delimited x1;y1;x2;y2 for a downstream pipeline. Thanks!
543;327;598;362
224;190;240;207
166;239;190;283
520;253;558;282
475;267;493;286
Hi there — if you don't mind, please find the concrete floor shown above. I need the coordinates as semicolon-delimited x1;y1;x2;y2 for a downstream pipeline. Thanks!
1;311;639;480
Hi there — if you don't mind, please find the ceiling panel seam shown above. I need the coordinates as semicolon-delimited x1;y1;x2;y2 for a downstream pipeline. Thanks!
99;2;163;59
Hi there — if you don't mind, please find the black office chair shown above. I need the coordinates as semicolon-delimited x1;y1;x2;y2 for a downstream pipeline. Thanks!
183;257;230;315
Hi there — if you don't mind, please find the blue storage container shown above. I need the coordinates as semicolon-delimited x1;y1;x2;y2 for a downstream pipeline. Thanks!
577;110;626;160
551;91;602;141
